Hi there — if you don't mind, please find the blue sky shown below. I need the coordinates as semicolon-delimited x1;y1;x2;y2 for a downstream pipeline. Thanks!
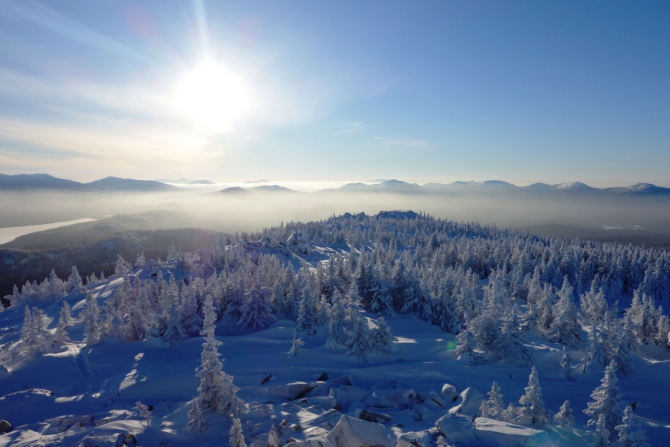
0;1;669;186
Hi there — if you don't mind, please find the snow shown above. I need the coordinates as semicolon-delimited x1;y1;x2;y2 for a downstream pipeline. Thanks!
473;418;553;446
1;212;670;446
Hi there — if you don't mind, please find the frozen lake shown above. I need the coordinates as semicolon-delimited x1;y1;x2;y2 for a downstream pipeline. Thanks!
0;218;97;245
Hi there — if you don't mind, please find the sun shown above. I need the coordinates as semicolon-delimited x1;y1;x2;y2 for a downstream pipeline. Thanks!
172;62;253;134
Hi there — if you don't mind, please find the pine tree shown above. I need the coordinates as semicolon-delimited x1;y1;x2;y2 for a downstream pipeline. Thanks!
288;330;304;355
187;398;208;433
196;295;244;416
296;285;318;335
554;400;575;427
21;306;44;357
238;288;275;329
584;361;623;434
613;406;649;447
455;323;480;364
592;414;611;447
369;316;394;355
518;367;548;426
346;312;370;361
181;288;203;337
163;296;186;347
83;292;101;345
61;301;72;325
53;305;70;345
115;254;131;277
549;276;583;349
480;382;504;420
561;345;574;380
654;314;669;348
229;417;247;447
66;266;83;293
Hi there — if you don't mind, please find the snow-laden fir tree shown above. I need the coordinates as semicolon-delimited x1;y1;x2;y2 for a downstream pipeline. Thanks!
369;316;394;355
561;345;573;380
455;322;480;364
518;366;548;426
196;295;244;417
554;400;575;427
238;286;276;329
584;360;623;434
613;406;649;447
592;414;611;447
346;311;371;361
66;266;83;293
296;285;318;335
47;269;66;299
187;397;208;433
229;417;247;447
21;306;44;357
115;254;131;277
549;276;583;349
328;289;347;344
83;292;102;345
288;330;304;355
654;314;669;347
480;382;504;420
52;304;70;345
163;294;186;347
181;288;203;337
494;315;532;366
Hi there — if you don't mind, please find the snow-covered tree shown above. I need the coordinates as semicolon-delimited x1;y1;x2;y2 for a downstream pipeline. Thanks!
561;345;574;381
654;314;669;348
115;254;131;277
592;414;611;447
347;312;371;361
21;306;44;357
549;276;583;349
135;401;152;426
66;266;83;293
584;361;623;434
83;292;101;345
163;296;186;347
554;400;575;427
196;295;244;417
480;382;504;420
518;367;548;426
229;417;247;447
187;398;208;433
369;316;394;355
53;305;70;345
238;288;275;329
296;286;318;335
288;330;304;355
613;406;649;447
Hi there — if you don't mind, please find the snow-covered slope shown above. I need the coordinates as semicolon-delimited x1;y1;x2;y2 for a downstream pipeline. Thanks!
1;211;668;447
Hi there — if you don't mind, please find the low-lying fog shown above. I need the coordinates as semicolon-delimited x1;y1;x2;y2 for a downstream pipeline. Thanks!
2;188;670;248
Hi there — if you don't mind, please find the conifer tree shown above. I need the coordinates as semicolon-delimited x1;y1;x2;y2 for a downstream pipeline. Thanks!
592;414;611;447
164;296;186;347
613;406;649;447
480;382;504;420
554;400;575;427
549;276;583;349
346;312;370;361
296;285;318;335
187;398;208;433
83;292;101;345
229;417;247;447
66;266;83;293
369;316;394;355
196;295;244;416
518;367;548;426
53;305;70;345
585;361;623;434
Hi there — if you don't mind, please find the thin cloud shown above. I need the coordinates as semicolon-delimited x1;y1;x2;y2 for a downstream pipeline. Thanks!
373;136;436;151
338;122;363;135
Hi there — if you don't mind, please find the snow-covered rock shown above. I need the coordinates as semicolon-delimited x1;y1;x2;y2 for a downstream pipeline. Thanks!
473;418;554;446
265;425;282;447
441;383;458;402
363;388;416;409
269;382;316;400
331;375;353;386
421;391;449;409
435;412;475;444
0;420;12;433
448;387;484;417
328;386;368;409
396;430;433;447
284;438;333;447
325;415;396;447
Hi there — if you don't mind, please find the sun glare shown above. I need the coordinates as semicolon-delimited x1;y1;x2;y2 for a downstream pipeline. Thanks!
172;62;253;133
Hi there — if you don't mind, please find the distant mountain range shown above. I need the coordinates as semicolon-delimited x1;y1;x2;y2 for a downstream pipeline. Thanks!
0;174;177;192
3;174;669;196
326;179;670;196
